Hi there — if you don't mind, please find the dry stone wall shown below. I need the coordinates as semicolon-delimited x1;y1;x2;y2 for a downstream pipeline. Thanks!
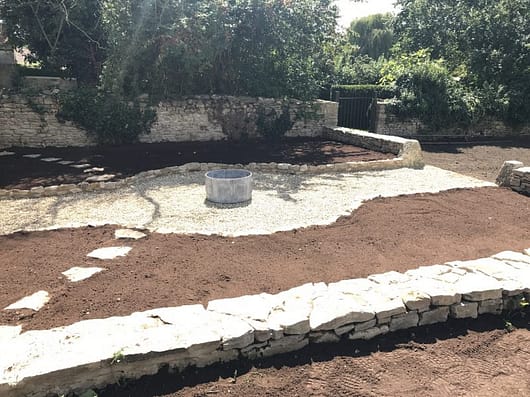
373;101;530;140
1;249;530;397
497;160;530;195
0;94;338;149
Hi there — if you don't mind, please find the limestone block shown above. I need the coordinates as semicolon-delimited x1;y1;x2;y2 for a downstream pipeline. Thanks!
368;295;406;320
114;229;147;240
87;247;132;260
310;292;375;331
334;323;356;336
268;307;310;335
309;331;341;344
61;267;105;282
478;299;503;315
405;264;452;279
207;293;275;322
260;335;308;358
389;311;419;332
244;320;273;342
495;160;524;186
349;325;389;341
454;273;503;301
368;271;410;285
328;278;376;294
400;290;431;311
450;302;478;319
4;290;50;311
354;318;377;332
493;251;530;265
419;306;449;326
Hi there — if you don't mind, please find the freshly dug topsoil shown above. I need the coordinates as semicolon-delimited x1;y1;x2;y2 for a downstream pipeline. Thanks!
0;139;395;189
1;187;528;331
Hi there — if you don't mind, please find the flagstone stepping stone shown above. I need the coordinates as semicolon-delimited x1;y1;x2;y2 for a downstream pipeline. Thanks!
41;157;62;162
22;154;41;158
70;163;91;169
87;246;131;260
57;160;75;165
4;290;50;311
83;167;105;173
0;325;22;341
114;229;147;240
62;267;106;282
85;174;115;182
0;151;15;156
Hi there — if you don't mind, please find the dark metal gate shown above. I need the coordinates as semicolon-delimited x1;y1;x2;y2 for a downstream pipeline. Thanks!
337;96;375;131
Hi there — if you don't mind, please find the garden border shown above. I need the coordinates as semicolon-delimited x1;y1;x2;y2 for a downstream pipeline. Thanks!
0;128;423;199
1;249;529;397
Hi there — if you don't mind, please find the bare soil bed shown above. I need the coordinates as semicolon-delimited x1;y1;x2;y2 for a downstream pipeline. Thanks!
422;138;530;182
0;138;394;189
1;187;529;332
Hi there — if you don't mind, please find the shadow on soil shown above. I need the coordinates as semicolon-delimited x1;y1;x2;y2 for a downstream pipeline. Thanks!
421;136;530;154
97;310;529;397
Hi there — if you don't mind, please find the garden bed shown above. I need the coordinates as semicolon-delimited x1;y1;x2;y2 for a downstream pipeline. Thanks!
0;138;395;190
1;187;528;331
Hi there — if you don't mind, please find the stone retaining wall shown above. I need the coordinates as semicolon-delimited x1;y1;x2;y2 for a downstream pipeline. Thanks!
1;249;529;397
373;102;530;140
496;160;530;195
0;94;337;148
0;129;424;199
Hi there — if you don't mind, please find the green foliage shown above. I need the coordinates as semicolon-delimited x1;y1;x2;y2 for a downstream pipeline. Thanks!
100;0;339;100
256;104;294;142
0;0;107;83
381;50;483;130
394;0;530;124
332;84;396;99
57;87;156;145
347;13;395;59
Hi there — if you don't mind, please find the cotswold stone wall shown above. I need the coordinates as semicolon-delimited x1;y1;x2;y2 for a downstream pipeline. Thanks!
0;94;338;149
373;102;530;139
497;160;530;196
0;95;94;147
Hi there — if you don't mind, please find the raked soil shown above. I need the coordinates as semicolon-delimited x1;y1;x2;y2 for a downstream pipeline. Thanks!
1;187;529;332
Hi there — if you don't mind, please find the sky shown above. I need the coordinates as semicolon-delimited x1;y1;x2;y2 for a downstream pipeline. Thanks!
335;0;398;28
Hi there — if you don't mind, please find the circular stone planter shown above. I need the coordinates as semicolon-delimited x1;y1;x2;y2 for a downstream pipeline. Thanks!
205;169;253;204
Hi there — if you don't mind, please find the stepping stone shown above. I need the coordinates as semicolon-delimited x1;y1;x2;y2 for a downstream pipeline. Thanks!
70;163;91;169
58;160;75;165
83;167;105;173
0;325;22;341
62;267;105;282
22;154;41;158
41;157;62;162
87;246;131;260
85;174;115;182
114;229;147;240
4;290;50;311
0;151;15;156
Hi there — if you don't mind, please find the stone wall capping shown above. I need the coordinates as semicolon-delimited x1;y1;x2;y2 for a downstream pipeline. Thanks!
3;249;530;396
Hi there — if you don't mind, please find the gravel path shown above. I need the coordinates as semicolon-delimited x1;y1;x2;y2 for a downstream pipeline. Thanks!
0;166;494;237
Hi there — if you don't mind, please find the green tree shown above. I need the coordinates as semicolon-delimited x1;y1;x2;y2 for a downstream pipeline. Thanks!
347;13;394;59
0;0;106;83
394;0;530;123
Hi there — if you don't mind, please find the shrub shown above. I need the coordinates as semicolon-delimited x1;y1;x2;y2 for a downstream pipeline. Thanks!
331;84;397;99
57;87;156;145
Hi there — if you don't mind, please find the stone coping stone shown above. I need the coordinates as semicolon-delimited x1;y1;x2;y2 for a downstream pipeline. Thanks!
3;249;527;397
0;129;424;200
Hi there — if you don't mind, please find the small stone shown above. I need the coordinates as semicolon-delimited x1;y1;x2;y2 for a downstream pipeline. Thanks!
87;246;132;260
0;151;15;156
41;157;62;162
349;325;389;340
4;290;50;311
449;302;478;319
62;267;105;282
22;154;41;158
83;167;105;173
70;163;91;169
419;306;449;326
354;318;377;332
57;160;75;165
85;174;115;182
389;311;419;332
114;229;147;240
310;331;341;344
478;299;503;315
401;290;431;311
